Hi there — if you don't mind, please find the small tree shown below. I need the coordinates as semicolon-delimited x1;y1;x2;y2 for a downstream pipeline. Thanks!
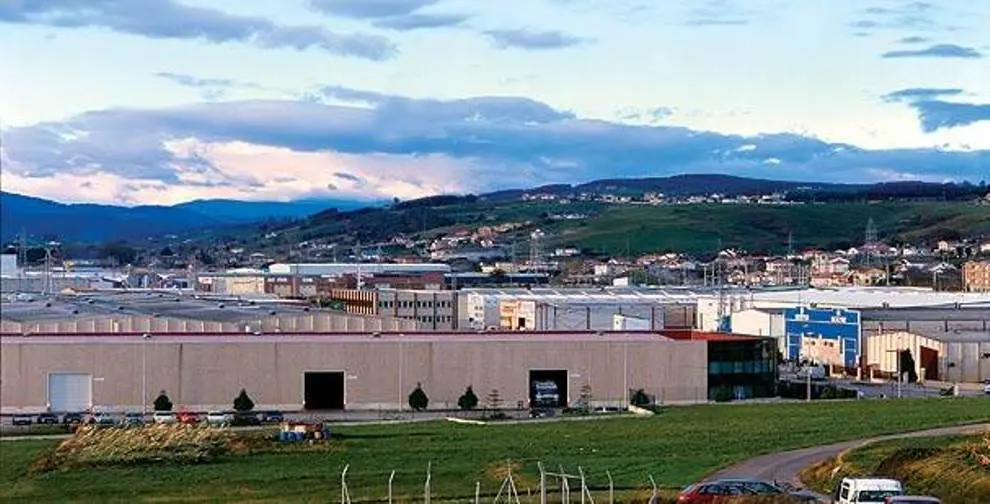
233;389;255;412
409;383;429;411
486;388;502;411
712;385;733;403
153;390;173;412
457;386;479;411
577;383;593;412
630;389;651;407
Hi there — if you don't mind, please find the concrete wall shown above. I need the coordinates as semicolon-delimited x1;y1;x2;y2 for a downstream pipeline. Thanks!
0;335;708;413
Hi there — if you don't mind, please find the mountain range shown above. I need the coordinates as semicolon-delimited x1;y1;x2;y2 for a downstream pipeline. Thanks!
1;174;985;244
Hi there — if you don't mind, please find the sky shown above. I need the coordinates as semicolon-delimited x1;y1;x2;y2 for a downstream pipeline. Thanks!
1;0;989;206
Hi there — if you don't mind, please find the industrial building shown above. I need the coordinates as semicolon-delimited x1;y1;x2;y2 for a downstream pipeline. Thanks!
865;331;990;383
325;288;458;330
0;329;777;414
0;292;423;334
460;288;698;331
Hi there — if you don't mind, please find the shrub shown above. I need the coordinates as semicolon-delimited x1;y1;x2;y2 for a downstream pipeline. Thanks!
820;386;835;400
153;391;173;412
233;389;255;412
712;386;733;403
408;383;429;411
457;386;479;411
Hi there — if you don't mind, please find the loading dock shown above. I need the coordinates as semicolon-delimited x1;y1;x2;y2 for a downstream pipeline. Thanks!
303;371;345;410
47;373;92;413
529;369;568;408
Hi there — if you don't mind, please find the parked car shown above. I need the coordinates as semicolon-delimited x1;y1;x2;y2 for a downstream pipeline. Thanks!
885;497;941;503
62;412;84;425
88;412;117;426
122;413;145;426
678;479;820;503
260;411;284;424
983;379;989;395
153;411;176;424
205;411;233;426
12;414;33;426
36;413;59;425
176;411;200;424
833;478;903;504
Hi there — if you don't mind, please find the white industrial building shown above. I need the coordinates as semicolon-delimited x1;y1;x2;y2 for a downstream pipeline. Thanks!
865;330;990;383
458;288;698;331
268;263;450;276
697;287;990;332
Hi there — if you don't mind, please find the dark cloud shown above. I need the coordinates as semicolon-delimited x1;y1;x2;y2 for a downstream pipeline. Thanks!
309;0;467;31
483;29;590;50
881;44;983;58
0;0;396;61
372;13;468;30
910;101;990;132
309;0;439;18
881;88;989;132
882;88;964;102
5;91;988;191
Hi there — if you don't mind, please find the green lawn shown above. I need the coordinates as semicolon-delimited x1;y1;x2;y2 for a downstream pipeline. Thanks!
3;399;989;503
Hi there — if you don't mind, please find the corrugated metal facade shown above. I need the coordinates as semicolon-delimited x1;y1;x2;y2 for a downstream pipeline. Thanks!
0;333;709;413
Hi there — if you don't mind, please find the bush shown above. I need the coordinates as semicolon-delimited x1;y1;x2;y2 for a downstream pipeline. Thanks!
153;391;173;412
233;389;255;412
712;386;733;403
820;386;835;399
457;386;479;411
408;383;429;411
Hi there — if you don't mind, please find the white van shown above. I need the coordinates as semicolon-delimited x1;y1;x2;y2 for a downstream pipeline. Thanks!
833;478;903;504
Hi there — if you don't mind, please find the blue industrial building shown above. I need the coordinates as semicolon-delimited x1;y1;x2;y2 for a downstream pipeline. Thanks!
783;306;861;368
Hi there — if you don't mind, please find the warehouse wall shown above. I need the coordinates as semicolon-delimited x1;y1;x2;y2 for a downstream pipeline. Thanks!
0;335;708;413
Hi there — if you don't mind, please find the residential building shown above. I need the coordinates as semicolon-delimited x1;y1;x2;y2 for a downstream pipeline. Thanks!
963;260;990;292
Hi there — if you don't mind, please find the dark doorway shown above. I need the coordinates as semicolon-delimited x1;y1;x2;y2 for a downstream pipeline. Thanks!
919;346;939;381
304;371;345;410
529;369;568;408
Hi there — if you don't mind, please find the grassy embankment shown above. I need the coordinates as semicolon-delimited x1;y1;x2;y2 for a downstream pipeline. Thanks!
800;431;990;504
2;398;988;503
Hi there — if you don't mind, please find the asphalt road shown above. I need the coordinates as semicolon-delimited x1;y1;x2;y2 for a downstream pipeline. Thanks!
705;422;990;502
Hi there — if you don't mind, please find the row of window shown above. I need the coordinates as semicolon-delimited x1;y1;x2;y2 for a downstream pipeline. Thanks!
708;360;774;375
378;300;452;309
399;315;453;324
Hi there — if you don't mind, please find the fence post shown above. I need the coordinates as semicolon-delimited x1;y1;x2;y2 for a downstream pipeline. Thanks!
388;470;395;504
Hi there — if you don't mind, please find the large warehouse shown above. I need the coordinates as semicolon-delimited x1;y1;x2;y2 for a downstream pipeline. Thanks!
0;330;777;414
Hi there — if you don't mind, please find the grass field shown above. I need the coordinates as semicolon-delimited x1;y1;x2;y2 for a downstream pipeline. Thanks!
801;432;990;503
2;399;989;503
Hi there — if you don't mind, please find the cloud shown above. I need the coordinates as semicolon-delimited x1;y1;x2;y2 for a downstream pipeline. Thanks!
483;29;590;50
881;88;990;132
882;88;964;102
897;35;929;44
682;0;760;27
882;44;983;58
0;0;396;61
909;101;990;132
309;0;467;31
154;72;267;101
850;1;943;33
4;89;989;205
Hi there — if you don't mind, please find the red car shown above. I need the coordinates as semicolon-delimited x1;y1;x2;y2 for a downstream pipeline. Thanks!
176;411;200;424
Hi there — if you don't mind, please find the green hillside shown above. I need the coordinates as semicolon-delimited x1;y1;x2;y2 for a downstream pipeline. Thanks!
266;200;989;256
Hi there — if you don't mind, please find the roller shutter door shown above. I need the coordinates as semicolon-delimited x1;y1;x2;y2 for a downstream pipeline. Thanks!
48;373;92;413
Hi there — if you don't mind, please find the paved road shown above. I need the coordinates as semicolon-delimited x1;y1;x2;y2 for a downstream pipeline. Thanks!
706;422;990;502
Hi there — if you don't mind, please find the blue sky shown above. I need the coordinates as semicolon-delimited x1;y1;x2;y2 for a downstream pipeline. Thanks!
1;0;989;205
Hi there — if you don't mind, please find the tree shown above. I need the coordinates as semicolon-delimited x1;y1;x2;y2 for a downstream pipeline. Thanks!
233;389;255;412
630;389;651;407
457;386;479;411
899;350;919;383
408;383;429;411
153;390;173;412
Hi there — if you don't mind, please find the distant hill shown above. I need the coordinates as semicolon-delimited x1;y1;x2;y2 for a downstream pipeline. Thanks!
0;192;373;243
